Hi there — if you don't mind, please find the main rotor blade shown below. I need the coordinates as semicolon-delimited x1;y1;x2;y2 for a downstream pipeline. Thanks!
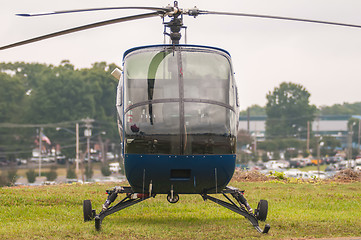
199;10;361;29
17;7;169;17
0;12;160;51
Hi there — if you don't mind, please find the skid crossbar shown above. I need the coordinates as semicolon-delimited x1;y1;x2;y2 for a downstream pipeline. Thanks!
93;186;153;230
98;195;150;221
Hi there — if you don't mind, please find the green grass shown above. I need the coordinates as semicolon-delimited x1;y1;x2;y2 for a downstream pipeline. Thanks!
0;181;360;239
297;165;327;172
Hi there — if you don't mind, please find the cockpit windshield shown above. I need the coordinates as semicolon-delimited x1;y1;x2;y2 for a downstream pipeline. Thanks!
121;45;237;155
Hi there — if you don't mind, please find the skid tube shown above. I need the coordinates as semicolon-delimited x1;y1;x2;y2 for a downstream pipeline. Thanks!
201;186;270;234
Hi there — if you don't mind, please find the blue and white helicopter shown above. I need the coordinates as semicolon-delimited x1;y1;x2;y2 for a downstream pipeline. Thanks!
2;1;361;233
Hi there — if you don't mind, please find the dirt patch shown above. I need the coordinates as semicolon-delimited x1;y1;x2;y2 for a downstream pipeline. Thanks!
232;169;361;183
332;169;361;182
232;170;271;182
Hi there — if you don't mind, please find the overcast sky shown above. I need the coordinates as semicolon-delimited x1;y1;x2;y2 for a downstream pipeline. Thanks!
1;0;361;111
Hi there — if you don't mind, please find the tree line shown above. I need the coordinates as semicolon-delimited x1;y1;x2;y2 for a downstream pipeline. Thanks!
0;61;120;161
240;100;361;117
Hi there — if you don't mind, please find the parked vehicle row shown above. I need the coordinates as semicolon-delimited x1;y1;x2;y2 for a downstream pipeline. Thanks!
239;156;361;180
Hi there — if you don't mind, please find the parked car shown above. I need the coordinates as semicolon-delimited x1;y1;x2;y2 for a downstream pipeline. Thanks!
310;158;323;165
284;169;311;179
288;158;307;168
354;159;361;171
264;160;288;170
308;171;328;179
109;162;121;173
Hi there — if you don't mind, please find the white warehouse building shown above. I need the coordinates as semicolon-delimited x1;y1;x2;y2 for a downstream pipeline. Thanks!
238;115;359;146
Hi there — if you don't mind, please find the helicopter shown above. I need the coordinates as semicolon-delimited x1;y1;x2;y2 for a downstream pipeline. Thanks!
1;1;361;234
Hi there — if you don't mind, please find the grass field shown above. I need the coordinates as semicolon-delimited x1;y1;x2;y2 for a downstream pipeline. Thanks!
0;180;360;240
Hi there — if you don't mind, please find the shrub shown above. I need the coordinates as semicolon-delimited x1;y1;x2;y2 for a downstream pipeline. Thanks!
262;152;268;162
101;164;111;177
0;174;9;187
7;169;18;185
26;169;37;183
46;167;57;181
0;169;18;187
270;171;286;180
66;168;77;179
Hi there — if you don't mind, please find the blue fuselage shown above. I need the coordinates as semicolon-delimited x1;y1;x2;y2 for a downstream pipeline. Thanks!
125;154;236;194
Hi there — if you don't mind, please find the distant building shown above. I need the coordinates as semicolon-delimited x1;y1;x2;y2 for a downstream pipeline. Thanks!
239;116;266;141
239;115;355;146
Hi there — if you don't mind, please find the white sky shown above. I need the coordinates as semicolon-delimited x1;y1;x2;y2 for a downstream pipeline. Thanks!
1;0;361;111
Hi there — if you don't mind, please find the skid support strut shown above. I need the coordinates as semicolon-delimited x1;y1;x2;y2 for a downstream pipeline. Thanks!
90;186;153;231
201;186;270;234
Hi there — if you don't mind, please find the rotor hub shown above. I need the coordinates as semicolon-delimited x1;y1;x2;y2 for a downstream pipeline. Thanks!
163;1;186;45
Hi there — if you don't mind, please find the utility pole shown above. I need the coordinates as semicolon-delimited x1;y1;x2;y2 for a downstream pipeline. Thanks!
83;118;94;172
247;107;250;133
75;122;79;177
316;117;320;178
316;135;320;178
357;119;361;154
348;122;355;165
307;121;310;154
38;127;43;177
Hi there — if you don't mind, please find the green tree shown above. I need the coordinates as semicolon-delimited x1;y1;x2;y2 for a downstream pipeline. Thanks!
0;72;26;122
319;136;342;157
265;82;316;139
319;102;361;115
27;64;95;124
239;104;266;117
23;61;119;159
0;71;33;161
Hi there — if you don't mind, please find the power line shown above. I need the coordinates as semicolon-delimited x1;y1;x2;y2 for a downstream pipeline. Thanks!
0;120;82;128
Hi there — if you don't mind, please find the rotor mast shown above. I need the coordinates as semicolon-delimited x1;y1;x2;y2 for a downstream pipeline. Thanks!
163;1;185;45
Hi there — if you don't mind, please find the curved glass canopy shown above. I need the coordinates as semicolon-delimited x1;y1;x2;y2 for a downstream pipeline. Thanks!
119;45;238;156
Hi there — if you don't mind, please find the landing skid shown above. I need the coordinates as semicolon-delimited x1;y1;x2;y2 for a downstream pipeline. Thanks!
83;186;153;231
201;186;270;234
83;186;270;233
